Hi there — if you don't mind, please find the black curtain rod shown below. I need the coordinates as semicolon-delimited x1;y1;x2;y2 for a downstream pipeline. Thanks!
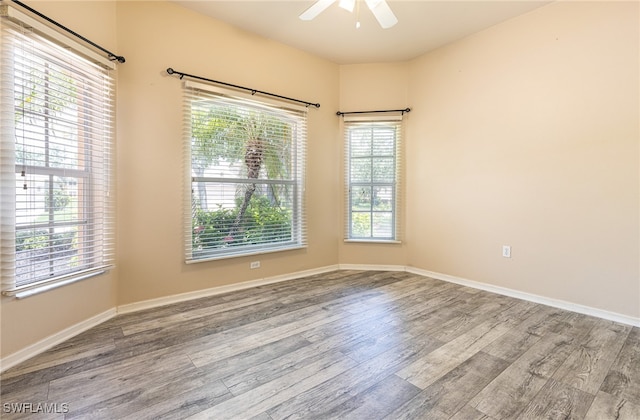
166;68;320;109
10;0;125;63
337;108;411;116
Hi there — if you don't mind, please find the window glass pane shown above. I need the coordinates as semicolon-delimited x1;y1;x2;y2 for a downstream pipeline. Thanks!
372;186;393;211
372;157;394;183
350;128;372;157
15;225;79;287
372;128;395;156
372;212;393;238
351;186;371;211
350;158;371;183
191;103;295;181
15;175;84;225
351;212;371;238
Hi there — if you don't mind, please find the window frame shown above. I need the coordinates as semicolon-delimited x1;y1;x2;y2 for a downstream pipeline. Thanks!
0;5;116;296
344;116;403;243
184;81;307;263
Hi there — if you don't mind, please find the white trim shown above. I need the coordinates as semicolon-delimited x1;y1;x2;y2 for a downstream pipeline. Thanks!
117;265;340;314
338;263;406;272
0;308;116;373
405;267;640;328
343;115;403;122
186;245;307;265
343;240;402;245
3;269;107;298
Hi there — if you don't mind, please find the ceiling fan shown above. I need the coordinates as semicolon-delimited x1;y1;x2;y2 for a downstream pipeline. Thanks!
299;0;398;29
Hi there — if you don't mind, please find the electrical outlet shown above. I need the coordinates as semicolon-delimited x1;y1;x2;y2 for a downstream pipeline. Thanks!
502;245;511;258
250;261;260;269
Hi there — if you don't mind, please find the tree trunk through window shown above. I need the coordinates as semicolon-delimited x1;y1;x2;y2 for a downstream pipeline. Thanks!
229;136;264;241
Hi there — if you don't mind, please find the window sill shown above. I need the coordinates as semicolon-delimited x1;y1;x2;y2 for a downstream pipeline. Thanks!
344;239;402;244
2;268;109;299
187;244;307;264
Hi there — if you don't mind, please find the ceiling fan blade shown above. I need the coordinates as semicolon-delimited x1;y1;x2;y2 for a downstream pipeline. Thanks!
299;0;337;21
364;0;398;29
338;0;356;13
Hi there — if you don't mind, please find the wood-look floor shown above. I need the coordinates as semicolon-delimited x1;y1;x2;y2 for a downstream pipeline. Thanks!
1;270;639;419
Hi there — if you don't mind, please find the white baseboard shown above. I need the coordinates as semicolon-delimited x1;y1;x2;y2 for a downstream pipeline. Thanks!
0;308;117;373
117;264;340;315
406;266;640;328
338;263;407;272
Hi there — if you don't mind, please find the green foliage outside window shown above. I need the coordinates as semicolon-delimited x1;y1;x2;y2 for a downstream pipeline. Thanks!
193;195;291;252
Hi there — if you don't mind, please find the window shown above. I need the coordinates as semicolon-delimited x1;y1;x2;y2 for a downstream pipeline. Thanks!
184;82;307;262
344;116;402;241
0;7;115;295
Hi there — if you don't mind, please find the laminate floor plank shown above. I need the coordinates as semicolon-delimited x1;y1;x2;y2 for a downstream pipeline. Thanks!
584;391;640;420
429;298;519;343
552;320;631;394
186;351;358;420
1;270;637;420
187;310;346;368
384;351;509;420
118;380;232;420
395;318;512;389
600;327;640;404
265;334;444;420
469;332;576;419
47;349;197;409
322;374;421;420
449;404;498;420
516;378;594;419
0;341;117;381
220;330;379;396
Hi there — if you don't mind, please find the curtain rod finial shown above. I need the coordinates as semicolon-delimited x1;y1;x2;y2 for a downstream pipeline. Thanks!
110;55;125;63
166;68;175;75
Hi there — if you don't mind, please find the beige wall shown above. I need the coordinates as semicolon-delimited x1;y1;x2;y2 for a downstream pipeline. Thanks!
1;1;118;357
2;0;639;360
115;1;340;304
406;1;640;317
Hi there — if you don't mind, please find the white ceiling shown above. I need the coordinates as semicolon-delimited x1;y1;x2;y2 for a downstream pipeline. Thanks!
172;1;551;64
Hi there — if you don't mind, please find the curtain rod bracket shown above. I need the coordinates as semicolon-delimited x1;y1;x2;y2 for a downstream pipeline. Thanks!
166;67;320;108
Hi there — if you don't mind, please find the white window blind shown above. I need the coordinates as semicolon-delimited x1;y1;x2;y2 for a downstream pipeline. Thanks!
0;8;115;295
344;115;403;242
184;81;307;262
